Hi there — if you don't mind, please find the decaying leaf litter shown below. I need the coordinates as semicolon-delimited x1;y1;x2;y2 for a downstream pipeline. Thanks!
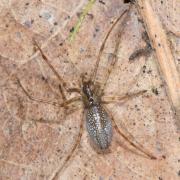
0;0;179;179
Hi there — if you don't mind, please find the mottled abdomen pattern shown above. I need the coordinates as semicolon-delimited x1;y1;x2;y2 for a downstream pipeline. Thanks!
86;104;112;150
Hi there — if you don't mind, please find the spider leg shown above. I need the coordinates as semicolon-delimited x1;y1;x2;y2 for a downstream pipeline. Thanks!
113;119;157;159
90;8;129;85
59;78;82;111
33;40;82;107
17;78;60;107
33;40;68;91
66;87;82;95
17;78;82;108
58;83;69;118
90;6;132;97
18;71;84;174
50;109;84;180
104;105;157;160
58;84;67;101
101;90;147;104
33;105;83;125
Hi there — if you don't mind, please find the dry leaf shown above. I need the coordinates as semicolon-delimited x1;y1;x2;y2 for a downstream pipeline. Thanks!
0;0;179;180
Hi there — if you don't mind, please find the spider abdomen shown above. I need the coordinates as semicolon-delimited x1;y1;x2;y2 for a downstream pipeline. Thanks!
86;104;112;150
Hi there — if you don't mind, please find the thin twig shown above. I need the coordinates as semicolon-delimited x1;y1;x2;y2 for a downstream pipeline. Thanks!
136;0;180;128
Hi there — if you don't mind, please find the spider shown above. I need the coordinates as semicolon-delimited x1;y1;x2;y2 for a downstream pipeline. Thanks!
15;6;157;180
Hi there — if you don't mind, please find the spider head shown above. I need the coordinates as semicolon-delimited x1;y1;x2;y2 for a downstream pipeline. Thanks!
82;81;95;106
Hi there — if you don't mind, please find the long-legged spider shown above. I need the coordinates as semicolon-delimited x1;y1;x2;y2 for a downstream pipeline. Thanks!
16;7;157;180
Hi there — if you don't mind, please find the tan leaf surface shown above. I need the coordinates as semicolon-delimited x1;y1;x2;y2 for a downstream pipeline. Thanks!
0;0;179;180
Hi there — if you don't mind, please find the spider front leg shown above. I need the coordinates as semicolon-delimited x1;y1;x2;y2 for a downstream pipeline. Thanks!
34;40;83;106
33;40;68;90
91;8;132;97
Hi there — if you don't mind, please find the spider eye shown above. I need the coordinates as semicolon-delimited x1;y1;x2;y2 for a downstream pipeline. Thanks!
89;97;94;104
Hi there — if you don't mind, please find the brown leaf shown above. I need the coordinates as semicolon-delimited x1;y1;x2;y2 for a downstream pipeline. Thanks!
0;0;179;179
